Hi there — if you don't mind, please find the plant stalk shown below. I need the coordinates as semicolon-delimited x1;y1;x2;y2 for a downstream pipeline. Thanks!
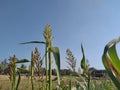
46;46;49;90
31;51;34;90
48;47;52;90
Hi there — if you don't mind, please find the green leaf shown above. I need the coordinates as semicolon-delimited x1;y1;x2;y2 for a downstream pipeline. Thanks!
102;37;120;89
102;55;120;89
52;47;60;72
16;59;29;63
81;44;86;69
51;46;60;86
20;41;46;44
107;45;120;74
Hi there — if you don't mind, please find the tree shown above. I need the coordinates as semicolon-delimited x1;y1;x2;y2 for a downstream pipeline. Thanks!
66;49;76;74
0;59;9;74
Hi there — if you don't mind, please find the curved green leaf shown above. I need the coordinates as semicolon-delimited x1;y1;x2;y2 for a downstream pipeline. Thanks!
102;55;120;89
51;46;60;86
52;47;60;72
107;45;120;74
102;37;120;89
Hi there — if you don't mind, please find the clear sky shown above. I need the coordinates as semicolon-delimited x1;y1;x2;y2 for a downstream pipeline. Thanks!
0;0;120;70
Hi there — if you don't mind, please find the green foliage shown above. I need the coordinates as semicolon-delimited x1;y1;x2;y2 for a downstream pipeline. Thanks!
102;37;120;89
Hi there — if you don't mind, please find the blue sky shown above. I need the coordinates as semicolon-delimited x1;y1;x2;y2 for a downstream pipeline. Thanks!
0;0;120;70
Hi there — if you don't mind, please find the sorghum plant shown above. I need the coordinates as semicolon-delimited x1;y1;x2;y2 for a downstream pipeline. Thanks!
80;44;91;90
9;55;29;90
21;24;60;90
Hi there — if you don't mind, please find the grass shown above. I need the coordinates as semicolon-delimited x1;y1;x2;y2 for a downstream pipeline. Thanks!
0;75;57;90
0;75;117;90
0;75;10;90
